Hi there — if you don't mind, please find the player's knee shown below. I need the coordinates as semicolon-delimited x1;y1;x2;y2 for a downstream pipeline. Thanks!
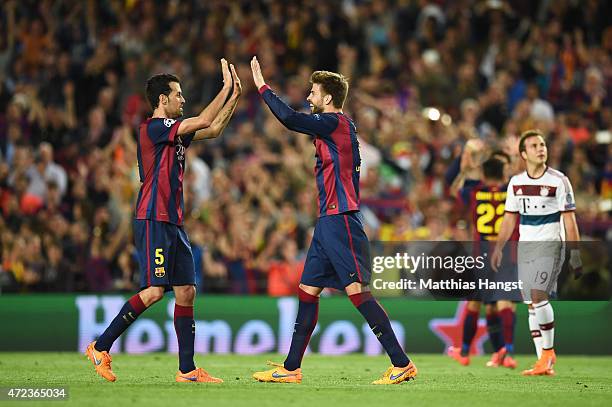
175;285;196;305
531;290;548;304
298;283;323;297
344;282;369;297
140;287;164;305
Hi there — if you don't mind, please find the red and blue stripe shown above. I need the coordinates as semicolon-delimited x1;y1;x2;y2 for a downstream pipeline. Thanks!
135;119;185;225
314;114;360;216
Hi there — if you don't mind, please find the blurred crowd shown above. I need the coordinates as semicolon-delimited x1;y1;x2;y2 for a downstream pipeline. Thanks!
0;0;610;294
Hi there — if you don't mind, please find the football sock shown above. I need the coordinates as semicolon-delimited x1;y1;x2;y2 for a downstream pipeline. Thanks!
486;311;504;352
95;294;147;352
534;301;555;350
461;309;479;356
528;308;543;358
175;304;196;374
499;307;516;354
284;288;319;371
350;292;410;367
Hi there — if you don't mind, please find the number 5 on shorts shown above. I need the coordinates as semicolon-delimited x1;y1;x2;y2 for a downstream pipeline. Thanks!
155;248;165;265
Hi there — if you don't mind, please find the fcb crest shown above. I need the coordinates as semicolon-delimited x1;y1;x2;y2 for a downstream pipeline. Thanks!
540;186;550;197
155;267;166;278
164;118;176;127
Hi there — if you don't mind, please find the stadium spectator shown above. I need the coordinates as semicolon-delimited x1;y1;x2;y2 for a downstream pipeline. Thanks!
0;0;609;294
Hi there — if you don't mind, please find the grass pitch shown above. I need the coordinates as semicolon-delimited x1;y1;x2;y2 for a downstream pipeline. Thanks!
0;353;610;407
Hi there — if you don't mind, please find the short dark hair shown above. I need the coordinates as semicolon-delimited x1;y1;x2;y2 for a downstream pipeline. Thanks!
145;73;180;110
519;129;545;154
310;71;349;108
482;157;505;180
491;150;511;164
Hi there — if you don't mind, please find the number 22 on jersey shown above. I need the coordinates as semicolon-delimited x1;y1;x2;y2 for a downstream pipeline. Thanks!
476;202;505;236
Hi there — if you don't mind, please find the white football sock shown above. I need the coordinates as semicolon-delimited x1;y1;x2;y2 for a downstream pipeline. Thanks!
528;309;543;358
534;301;555;351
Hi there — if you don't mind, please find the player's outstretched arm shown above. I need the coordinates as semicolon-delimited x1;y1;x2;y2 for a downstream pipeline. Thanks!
250;56;337;137
491;212;518;271
193;64;242;141
177;58;232;135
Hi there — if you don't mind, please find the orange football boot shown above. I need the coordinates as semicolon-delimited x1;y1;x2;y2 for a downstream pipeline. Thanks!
522;349;556;376
176;367;224;383
447;346;470;366
85;341;116;382
502;354;518;369
486;347;505;367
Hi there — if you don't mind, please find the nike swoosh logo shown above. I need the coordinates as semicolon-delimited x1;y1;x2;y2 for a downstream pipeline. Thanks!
389;370;407;381
92;352;101;366
183;376;198;381
272;371;296;378
349;273;356;278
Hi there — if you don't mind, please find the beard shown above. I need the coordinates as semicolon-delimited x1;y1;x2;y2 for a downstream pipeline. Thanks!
311;104;324;114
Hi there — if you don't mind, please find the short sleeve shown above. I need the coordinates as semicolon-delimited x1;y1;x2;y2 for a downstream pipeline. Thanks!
557;176;576;211
178;132;195;148
146;118;181;145
504;177;519;213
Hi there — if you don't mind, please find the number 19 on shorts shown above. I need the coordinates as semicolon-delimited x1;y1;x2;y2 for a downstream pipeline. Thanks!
534;270;549;285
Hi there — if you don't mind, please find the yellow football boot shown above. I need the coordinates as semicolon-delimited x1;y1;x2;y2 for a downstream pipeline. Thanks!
372;361;417;384
252;361;302;383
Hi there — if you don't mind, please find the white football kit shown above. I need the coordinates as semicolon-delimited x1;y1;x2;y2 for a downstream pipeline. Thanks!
504;167;576;299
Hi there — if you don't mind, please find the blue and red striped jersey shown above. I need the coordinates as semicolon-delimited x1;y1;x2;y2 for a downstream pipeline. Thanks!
134;118;194;225
259;85;360;217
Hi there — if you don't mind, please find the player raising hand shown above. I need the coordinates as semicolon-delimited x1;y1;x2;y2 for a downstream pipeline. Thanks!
251;56;417;385
85;59;241;383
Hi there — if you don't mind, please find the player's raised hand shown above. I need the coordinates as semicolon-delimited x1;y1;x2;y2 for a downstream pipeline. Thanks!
251;56;265;89
461;138;484;172
221;58;232;88
230;64;242;96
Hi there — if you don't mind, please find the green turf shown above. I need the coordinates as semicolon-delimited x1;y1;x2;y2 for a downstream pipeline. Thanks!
0;353;610;407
